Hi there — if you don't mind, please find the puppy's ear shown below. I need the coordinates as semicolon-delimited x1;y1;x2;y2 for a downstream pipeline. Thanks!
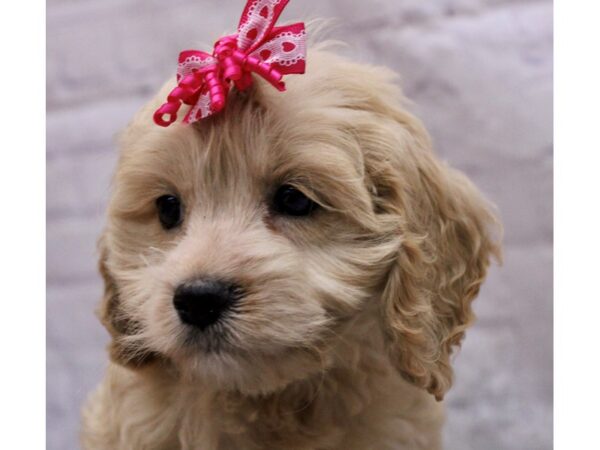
301;53;500;399
377;152;501;400
97;233;157;369
352;92;501;398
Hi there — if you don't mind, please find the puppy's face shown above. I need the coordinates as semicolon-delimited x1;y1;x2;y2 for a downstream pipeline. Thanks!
99;50;499;398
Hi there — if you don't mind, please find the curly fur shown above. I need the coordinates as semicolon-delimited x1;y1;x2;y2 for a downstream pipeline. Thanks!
81;46;500;449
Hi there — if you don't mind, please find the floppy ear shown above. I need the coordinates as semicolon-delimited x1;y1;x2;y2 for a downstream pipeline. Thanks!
97;233;158;369
376;151;501;400
303;53;501;399
331;59;502;400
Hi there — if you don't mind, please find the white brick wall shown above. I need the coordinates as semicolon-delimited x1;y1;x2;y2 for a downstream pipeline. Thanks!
47;1;553;449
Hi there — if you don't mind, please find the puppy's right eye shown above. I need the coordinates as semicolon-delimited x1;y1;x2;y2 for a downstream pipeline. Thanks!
156;195;183;230
272;185;317;217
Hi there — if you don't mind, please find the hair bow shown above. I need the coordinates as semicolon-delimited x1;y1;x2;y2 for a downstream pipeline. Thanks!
153;0;306;127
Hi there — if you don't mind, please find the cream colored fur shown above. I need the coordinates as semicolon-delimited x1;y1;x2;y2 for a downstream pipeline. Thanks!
81;47;500;450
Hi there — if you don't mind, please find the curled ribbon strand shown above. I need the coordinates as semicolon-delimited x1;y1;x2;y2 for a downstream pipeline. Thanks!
153;0;307;127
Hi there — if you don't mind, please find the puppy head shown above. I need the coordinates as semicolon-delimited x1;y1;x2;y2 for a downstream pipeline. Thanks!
98;48;500;398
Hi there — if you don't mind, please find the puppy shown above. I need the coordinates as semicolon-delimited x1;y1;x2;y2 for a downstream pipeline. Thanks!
81;46;500;449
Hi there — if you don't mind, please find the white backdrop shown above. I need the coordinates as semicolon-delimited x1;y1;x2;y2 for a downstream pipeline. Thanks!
47;1;553;448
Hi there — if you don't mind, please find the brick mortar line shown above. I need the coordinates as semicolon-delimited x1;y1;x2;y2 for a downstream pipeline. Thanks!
47;91;151;115
47;207;108;222
47;144;117;162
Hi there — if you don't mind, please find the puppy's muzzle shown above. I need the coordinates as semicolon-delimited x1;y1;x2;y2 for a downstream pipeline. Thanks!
173;279;240;330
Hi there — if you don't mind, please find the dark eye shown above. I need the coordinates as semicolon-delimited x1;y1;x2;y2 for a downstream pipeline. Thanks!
156;195;183;230
272;185;317;217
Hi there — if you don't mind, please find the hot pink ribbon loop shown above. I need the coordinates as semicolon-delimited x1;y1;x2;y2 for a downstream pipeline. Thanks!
154;0;306;127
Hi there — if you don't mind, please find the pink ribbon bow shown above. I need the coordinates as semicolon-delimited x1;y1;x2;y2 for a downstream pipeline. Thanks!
153;0;306;127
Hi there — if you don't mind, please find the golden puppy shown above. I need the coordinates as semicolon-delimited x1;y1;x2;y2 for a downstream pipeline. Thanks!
81;46;500;449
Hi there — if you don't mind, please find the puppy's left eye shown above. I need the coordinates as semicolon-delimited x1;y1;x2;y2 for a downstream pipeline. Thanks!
156;195;183;230
272;185;317;217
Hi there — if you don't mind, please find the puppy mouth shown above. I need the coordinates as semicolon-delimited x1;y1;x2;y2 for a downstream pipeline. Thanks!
173;311;326;361
179;316;237;355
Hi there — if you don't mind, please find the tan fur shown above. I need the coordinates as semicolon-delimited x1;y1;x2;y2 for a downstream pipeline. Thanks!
81;47;500;449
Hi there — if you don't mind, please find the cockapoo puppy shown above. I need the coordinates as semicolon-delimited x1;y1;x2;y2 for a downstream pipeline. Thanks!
81;38;500;450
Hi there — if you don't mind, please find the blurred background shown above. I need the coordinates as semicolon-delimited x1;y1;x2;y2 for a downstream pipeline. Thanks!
47;0;552;449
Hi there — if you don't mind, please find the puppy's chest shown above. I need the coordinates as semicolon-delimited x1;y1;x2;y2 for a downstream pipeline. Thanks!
171;370;427;450
173;393;439;450
173;388;355;450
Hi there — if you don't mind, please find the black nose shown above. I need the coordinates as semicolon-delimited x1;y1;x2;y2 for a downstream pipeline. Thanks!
173;280;239;330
